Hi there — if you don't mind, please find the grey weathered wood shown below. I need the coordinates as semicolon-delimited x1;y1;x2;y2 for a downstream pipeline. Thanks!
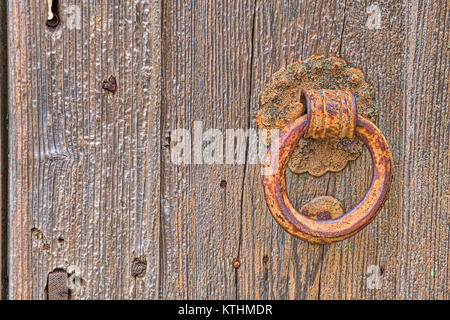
239;0;348;299
6;0;449;300
316;0;449;300
160;0;255;299
0;0;7;300
8;0;161;299
239;0;449;299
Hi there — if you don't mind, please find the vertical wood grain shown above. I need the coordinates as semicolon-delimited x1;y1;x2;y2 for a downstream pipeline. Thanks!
8;0;161;299
316;0;407;299
0;0;7;300
238;0;448;299
317;0;449;300
160;0;255;299
6;0;448;300
238;0;349;299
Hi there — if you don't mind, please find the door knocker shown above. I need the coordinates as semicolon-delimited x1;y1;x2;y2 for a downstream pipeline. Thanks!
262;88;392;243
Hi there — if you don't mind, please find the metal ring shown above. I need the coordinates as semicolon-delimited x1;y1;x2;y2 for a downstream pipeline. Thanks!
262;114;392;244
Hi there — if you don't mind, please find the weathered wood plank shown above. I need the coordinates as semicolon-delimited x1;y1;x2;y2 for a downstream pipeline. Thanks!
160;0;255;299
0;0;7;300
8;0;161;299
238;0;448;299
318;0;449;300
238;0;348;299
6;0;448;300
316;0;407;299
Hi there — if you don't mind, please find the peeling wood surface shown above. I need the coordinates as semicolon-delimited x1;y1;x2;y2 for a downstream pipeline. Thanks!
7;0;449;299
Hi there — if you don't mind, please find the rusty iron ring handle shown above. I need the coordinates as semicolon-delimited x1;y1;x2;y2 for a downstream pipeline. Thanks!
262;89;392;244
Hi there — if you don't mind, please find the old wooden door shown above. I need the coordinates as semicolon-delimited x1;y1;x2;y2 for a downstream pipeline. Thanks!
4;0;449;299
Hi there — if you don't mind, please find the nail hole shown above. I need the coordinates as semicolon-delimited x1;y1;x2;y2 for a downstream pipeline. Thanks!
220;180;227;188
380;265;385;275
102;75;117;93
31;227;43;239
262;255;269;264
162;134;171;150
131;258;147;278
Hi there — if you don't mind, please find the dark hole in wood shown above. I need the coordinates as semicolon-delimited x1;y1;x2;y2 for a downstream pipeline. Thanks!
131;258;147;278
46;0;60;28
102;75;117;93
